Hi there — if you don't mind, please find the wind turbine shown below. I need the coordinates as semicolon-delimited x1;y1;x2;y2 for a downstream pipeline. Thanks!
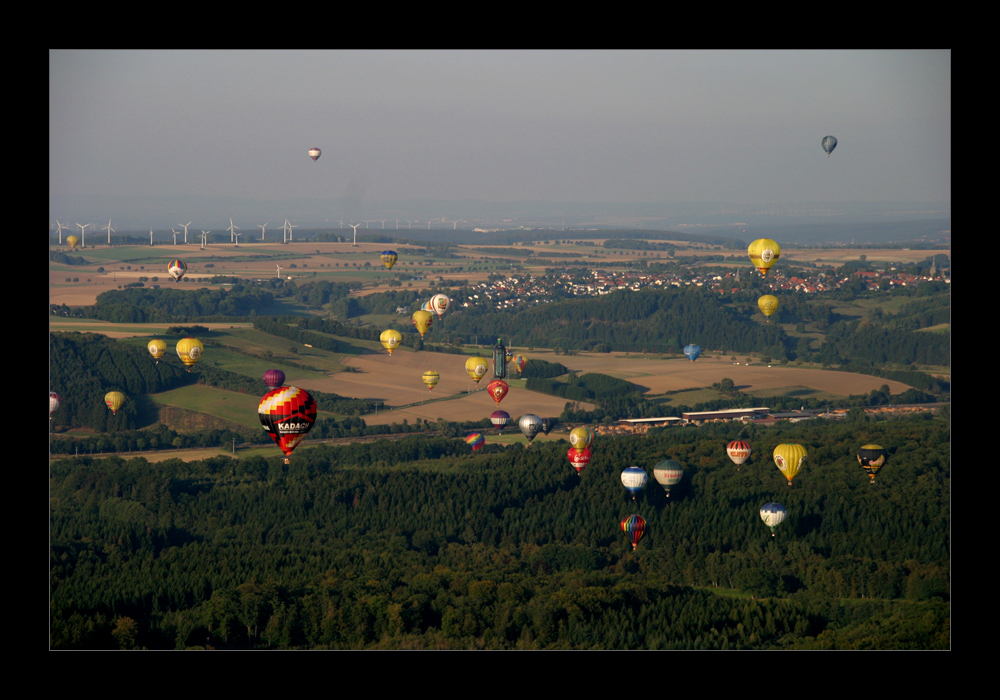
234;231;242;247
200;231;210;249
258;223;268;241
55;220;68;244
150;228;154;246
282;219;290;243
349;223;360;247
380;220;387;229
276;263;283;278
179;222;192;244
172;229;179;245
227;218;240;243
287;221;297;242
103;220;116;245
75;223;90;248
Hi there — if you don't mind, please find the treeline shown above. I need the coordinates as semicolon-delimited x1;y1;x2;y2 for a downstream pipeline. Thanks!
49;415;949;649
443;287;787;356
50;250;89;265
74;285;277;323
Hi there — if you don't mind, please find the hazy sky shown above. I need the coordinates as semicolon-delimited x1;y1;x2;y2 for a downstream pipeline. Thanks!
50;50;950;212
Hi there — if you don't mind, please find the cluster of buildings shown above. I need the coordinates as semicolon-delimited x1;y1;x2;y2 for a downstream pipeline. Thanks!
458;264;948;311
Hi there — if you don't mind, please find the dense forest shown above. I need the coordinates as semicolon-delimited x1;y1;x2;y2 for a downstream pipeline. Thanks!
49;415;949;649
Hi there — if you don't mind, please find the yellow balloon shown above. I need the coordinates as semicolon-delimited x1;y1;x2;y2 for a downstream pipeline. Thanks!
66;235;80;250
465;356;489;384
569;427;592;452
422;370;440;391
748;239;781;276
773;443;807;486
176;337;204;369
148;338;167;360
105;391;125;415
412;310;433;338
758;294;779;318
380;329;402;356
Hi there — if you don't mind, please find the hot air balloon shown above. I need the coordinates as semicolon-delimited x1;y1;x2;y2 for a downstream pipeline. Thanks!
66;235;79;250
422;370;440;392
726;440;752;470
519;414;542;442
176;337;204;371
490;410;510;432
821;135;837;157
486;379;508;406
760;502;787;536
512;354;527;375
167;259;187;282
466;432;485;451
147;339;166;363
492;339;508;379
258;386;317;463
412;310;433;338
380;329;402;356
380;250;398;270
857;444;888;483
264;369;286;390
569;427;592;453
773;443;807;486
420;300;431;312
568;447;591;474
620;514;647;551
748;239;781;276
308;147;322;162
621;467;648;500
105;391;125;415
465;356;489;384
541;417;557;435
430;293;450;318
652;459;684;496
49;391;61;417
758;295;779;320
684;344;702;362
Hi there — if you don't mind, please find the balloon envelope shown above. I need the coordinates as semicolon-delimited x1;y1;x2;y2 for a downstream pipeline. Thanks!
486;379;509;406
748;239;781;276
308;147;321;161
620;514;647;550
519;414;542;442
621;467;648;498
264;369;286;390
568;447;591;474
541;417;557;435
773;443;807;485
176;337;204;368
258;386;317;461
758;295;779;318
653;459;684;495
148;339;166;361
569;426;592;452
422;370;440;391
430;293;450;318
66;235;79;250
380;329;402;355
465;356;489;383
490;410;510;430
512;354;527;374
49;392;61;415
726;440;752;467
760;502;787;535
168;259;187;282
857;444;887;482
465;432;485;451
380;250;398;270
683;344;702;362
822;135;837;156
412;310;433;338
105;391;125;415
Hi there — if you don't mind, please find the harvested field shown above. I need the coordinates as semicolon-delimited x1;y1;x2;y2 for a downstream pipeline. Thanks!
292;348;593;422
